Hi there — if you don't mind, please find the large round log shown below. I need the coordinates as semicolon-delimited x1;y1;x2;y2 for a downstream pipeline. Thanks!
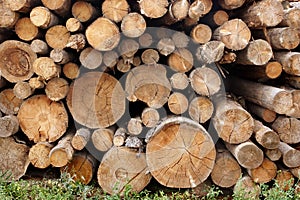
146;117;216;188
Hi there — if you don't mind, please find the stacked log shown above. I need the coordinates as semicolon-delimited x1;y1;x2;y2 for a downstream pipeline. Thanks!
1;0;300;197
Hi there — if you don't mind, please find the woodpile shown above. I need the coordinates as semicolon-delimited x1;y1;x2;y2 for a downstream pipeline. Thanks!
1;0;300;196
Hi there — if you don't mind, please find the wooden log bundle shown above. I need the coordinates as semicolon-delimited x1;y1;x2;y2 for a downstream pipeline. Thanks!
1;0;300;197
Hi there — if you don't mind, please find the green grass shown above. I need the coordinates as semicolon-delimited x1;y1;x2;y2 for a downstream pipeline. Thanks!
0;171;299;200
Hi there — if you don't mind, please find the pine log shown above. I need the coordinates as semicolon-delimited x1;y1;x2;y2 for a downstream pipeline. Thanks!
279;7;300;28
86;17;120;51
0;115;19;137
275;169;294;191
0;137;30;180
274;52;300;76
253;119;280;149
121;12;146;38
71;128;91;150
210;150;241;188
218;0;245;10
233;175;260;199
190;24;212;44
160;0;189;25
103;51;119;69
32;57;61;81
189;66;222;96
7;0;40;13
92;128;114;152
213;19;251;50
146;116;216;188
13;81;33;99
97;146;152;195
41;0;71;17
139;0;168;18
28;77;45;90
247;102;276;123
0;0;19;29
61;151;97;184
241;0;284;28
0;40;37;83
141;49;160;64
125;64;171;108
138;33;153;48
17;95;68;143
66;34;86;51
49;133;74;167
188;0;212;20
167;48;193;72
229;76;293;115
265;148;282;162
141;108;160;128
29;142;53;169
67;72;125;128
171;31;190;48
278;142;300;168
195;41;225;63
30;6;59;29
188;96;214;124
225;141;264;169
45;25;70;49
167;92;189;115
170;73;189;90
15;17;40;41
72;1;98;23
157;38;176;56
30;39;49;55
230;62;282;81
65;18;83;33
213;98;253;144
79;47;102;70
248;158;277;184
272;116;300;144
235;39;273;66
113;128;126;147
0;89;23;115
102;0;129;23
50;49;72;64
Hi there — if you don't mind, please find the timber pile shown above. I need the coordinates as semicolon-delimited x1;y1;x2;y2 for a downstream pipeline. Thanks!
1;0;300;196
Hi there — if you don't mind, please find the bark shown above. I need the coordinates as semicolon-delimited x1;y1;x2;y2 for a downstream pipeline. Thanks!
66;33;86;51
247;102;276;123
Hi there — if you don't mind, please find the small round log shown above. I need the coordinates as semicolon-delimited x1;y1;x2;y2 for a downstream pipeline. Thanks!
190;24;212;44
29;142;53;169
0;89;23;115
170;73;189;90
30;6;59;29
253;119;280;149
195;41;225;63
127;118;143;136
79;47;102;70
92;128;114;152
139;0;168;18
30;39;49;55
15;17;40;41
248;158;277;184
13;81;33;100
33;57;61;81
102;0;129;23
278;142;300;168
45;25;70;49
265;148;282;162
41;0;71;17
167;92;189;115
167;48;193;73
71;128;91;151
71;1;98;23
63;62;79;80
188;96;214;124
66;18;83;32
141;108;160;128
121;12;146;38
157;38;175;56
0;115;19;137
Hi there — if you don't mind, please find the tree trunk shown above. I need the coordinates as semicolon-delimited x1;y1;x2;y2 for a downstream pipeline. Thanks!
71;1;98;23
49;133;74;167
17;95;68;143
66;72;125;128
0;137;30;180
213;19;251;50
91;128;114;152
229;76;293;115
0;89;23;115
235;39;273;66
101;0;129;23
45;25;70;49
188;96;214;124
247;158;277;184
160;0;189;25
125;64;171;108
195;41;225;63
146;116;216;188
265;27;300;50
225;141;264;169
188;0;212;20
33;57;61;81
211;150;242;188
253;119;280;149
189;66;222;96
141;108;160;128
274;52;300;76
167;92;189;115
29;142;53;169
61;151;97;184
0;115;19;137
0;40;37;83
278;142;300;168
241;0;284;28
213;98;254;144
97;146;152;195
71;128;91;151
30;6;59;29
121;12;146;38
272;116;300;144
